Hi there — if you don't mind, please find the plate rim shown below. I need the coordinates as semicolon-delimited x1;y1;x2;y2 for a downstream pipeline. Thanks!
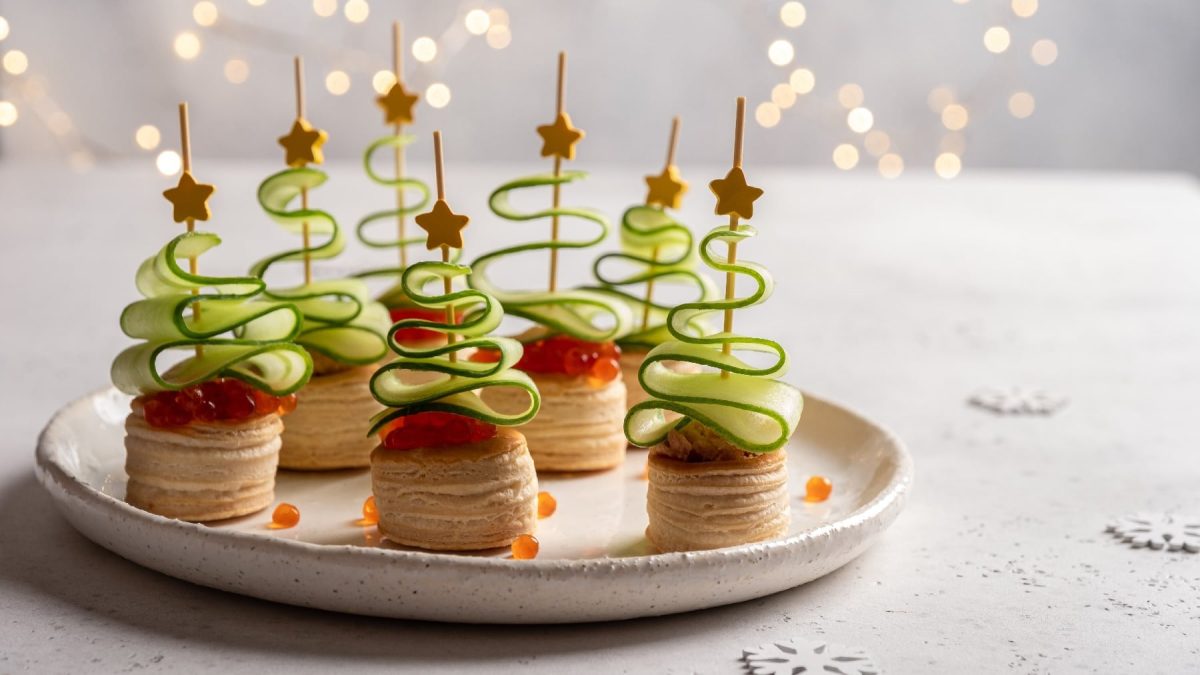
36;386;914;576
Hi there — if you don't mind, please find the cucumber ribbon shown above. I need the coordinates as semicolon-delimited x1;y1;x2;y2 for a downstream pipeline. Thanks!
368;261;540;435
112;231;313;396
353;133;441;307
624;224;803;453
469;171;633;342
251;166;390;365
589;204;717;349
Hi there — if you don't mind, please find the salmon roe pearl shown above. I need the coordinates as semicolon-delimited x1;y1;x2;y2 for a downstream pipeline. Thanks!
272;503;300;528
362;496;379;525
804;475;833;503
511;533;539;560
537;491;557;518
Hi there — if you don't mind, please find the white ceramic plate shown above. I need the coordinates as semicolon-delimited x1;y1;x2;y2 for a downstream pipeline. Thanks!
35;387;911;624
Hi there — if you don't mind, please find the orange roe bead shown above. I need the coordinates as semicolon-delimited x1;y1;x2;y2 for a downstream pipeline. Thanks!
588;356;620;387
271;502;300;528
804;475;833;503
362;495;379;525
537;491;557;518
511;533;539;560
277;393;298;416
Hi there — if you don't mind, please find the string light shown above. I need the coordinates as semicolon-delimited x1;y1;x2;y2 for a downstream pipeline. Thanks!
755;101;781;128
247;0;267;6
372;69;396;94
224;58;249;84
192;2;218;27
344;0;369;23
878;153;904;179
983;27;1011;53
847;106;873;133
0;16;8;41
927;86;955;113
325;69;350;95
486;25;512;49
832;144;859;170
941;103;969;130
789;68;815;94
767;39;794;66
935;152;962;179
864;130;890;157
465;9;490;35
425;82;451;108
952;0;970;4
837;83;864;109
173;32;201;60
156;150;182;176
488;8;510;26
1011;0;1038;18
412;37;437;63
0;100;17;127
1008;91;1035;118
780;2;806;28
135;124;161;150
3;49;28;75
771;83;797;109
312;0;338;18
1031;39;1057;66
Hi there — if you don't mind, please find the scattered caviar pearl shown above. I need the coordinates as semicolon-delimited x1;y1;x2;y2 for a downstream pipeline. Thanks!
804;475;833;503
511;533;539;559
361;495;378;525
537;491;557;518
272;502;300;527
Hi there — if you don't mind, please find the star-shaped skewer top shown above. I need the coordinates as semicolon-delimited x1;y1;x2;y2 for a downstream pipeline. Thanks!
709;167;763;220
278;118;328;167
376;81;419;126
645;165;689;210
163;171;216;223
415;199;470;250
536;112;585;161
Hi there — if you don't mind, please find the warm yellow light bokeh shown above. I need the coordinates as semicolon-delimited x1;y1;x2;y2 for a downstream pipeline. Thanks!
780;2;806;27
488;8;510;27
3;48;28;74
771;83;797;109
941;104;969;131
325;70;350;96
344;0;369;23
878;153;904;179
1008;91;1035;118
1012;0;1038;18
768;39;794;66
426;82;451;108
312;0;337;18
486;25;512;49
833;144;859;170
0;16;9;41
837;83;864;109
864;130;891;157
173;33;201;60
755;102;781;128
224;58;249;84
847;107;874;133
984;26;1011;53
935;153;962;179
927;86;955;113
136;125;161;150
372;70;396;94
193;2;218;27
412;37;437;63
0;100;17;127
1031;39;1058;66
465;9;490;35
789;68;815;94
247;0;267;6
156;150;182;176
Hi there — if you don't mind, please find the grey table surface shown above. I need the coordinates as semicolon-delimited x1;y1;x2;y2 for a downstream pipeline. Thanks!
2;162;1199;674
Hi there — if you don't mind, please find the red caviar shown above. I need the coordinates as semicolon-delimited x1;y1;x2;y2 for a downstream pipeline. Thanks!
138;378;297;428
361;496;379;525
389;307;463;344
511;534;539;559
537;491;557;518
804;475;833;503
271;503;300;528
471;335;621;384
379;411;497;450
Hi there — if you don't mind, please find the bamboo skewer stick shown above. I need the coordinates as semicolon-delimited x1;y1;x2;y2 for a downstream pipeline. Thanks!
432;131;457;364
548;51;566;293
641;116;682;330
392;21;409;270
720;99;747;379
178;102;203;358
294;57;313;286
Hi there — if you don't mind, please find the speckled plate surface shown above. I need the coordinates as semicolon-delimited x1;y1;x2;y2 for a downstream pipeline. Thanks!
35;387;911;624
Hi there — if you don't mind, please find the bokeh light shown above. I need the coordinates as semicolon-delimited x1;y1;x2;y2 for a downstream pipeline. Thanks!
412;37;437;62
935;153;962;179
156;150;182;176
312;0;337;18
425;82;451;108
941;104;969;131
465;9;490;35
1008;91;1035;118
344;0;369;23
173;33;201;60
372;70;396;94
878;153;904;179
768;39;794;66
0;16;9;41
780;2;806;27
771;83;797;109
136;124;161;150
1031;39;1058;66
192;2;218;27
1011;0;1038;18
837;83;864;108
3;49;28;74
832;144;859;170
847;107;874;133
325;70;350;96
864;130;891;157
927;86;955;113
755;102;781;128
984;26;1011;53
224;58;249;84
789;68;815;94
0;100;17;127
486;25;512;49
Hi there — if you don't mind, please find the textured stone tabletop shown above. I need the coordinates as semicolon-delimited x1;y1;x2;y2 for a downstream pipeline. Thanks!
2;163;1198;673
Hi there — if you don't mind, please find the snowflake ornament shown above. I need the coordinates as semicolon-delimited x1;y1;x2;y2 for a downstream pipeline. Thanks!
968;387;1067;415
742;638;880;675
1106;512;1200;552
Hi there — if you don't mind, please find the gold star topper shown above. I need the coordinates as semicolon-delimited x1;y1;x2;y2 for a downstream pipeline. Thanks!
645;165;688;210
415;199;469;250
376;81;418;126
278;117;327;167
536;112;585;161
163;171;215;223
709;167;763;220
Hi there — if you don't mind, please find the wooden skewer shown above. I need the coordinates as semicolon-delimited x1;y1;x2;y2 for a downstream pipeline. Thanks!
548;51;566;293
720;99;746;379
432;130;457;364
641;116;681;330
392;21;409;270
294;56;313;286
178;102;203;358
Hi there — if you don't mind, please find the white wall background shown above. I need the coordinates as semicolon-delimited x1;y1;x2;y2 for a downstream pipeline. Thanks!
0;0;1197;174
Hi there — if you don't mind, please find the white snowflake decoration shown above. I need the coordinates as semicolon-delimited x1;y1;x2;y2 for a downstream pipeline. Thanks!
1106;512;1200;553
968;387;1067;415
742;638;880;675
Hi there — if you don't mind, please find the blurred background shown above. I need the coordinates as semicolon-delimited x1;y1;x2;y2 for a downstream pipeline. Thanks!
0;0;1197;178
